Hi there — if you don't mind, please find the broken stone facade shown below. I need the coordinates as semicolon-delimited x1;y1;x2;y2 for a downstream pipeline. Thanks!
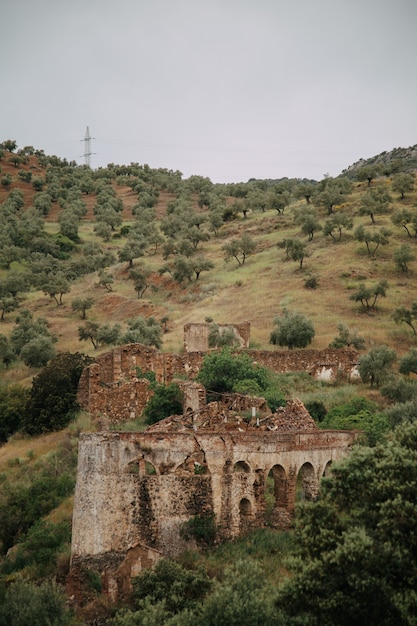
184;322;251;351
77;343;359;425
70;423;357;602
70;335;360;602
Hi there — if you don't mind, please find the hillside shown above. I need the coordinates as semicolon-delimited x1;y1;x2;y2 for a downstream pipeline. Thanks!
1;141;417;385
1;140;417;624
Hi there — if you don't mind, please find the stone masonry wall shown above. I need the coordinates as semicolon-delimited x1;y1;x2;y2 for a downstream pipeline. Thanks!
70;428;357;602
184;322;251;351
77;344;359;423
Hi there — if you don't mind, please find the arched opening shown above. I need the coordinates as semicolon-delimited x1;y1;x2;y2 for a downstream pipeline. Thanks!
145;460;157;475
323;460;332;478
296;462;318;502
266;464;287;522
125;458;157;476
239;497;252;532
233;461;251;473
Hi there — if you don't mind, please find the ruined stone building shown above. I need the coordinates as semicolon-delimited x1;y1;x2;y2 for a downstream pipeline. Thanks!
70;334;359;602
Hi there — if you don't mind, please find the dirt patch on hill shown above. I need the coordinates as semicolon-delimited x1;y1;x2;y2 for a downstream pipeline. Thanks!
98;293;159;322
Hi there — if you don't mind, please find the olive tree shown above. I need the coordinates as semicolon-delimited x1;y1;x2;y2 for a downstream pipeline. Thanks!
358;345;397;387
269;309;315;350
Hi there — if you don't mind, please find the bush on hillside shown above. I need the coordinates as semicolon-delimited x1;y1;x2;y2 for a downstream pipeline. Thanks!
22;351;93;435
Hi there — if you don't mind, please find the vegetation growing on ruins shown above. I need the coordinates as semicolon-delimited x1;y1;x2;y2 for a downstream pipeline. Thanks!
2;140;417;622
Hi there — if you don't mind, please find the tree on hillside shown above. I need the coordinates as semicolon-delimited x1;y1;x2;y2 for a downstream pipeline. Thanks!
41;271;71;306
20;335;57;368
354;225;391;257
358;344;397;387
270;190;291;215
323;211;353;242
78;320;121;350
314;177;353;214
118;236;147;268
357;164;380;186
58;209;81;242
71;297;94;319
392;301;417;335
121;316;163;349
399;348;417;376
223;233;256;266
394;244;415;273
0;384;29;442
276;422;417;624
0;334;15;368
98;270;114;292
189;255;214;281
391;207;417;238
349;279;388;311
10;310;56;358
293;207;322;241
22;352;93;435
329;322;366;350
270;309;315;350
392;172;415;199
294;181;316;205
290;239;309;269
129;267;152;299
359;187;392;224
1;139;17;152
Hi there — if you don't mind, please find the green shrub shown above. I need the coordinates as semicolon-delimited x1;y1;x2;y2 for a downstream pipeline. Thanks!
0;579;73;626
180;512;217;547
22;352;93;435
1;520;71;578
0;384;30;443
143;383;183;425
197;348;269;396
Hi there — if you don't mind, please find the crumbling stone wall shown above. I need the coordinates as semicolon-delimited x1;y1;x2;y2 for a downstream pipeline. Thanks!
184;322;251;351
70;428;357;602
77;344;359;424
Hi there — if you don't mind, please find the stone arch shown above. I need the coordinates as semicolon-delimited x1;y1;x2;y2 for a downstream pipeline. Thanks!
296;462;318;502
125;458;158;476
323;460;333;477
233;460;251;473
239;497;253;533
265;464;290;526
145;460;157;475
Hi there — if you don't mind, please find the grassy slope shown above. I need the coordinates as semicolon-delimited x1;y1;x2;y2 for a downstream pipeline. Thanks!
1;154;416;379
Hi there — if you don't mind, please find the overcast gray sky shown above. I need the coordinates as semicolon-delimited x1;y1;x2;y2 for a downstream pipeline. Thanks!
2;0;416;183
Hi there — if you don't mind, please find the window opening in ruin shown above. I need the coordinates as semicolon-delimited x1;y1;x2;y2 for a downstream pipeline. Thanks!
233;461;250;473
266;465;287;522
126;461;140;475
239;497;253;533
194;462;208;475
323;460;332;477
296;462;316;502
145;460;157;475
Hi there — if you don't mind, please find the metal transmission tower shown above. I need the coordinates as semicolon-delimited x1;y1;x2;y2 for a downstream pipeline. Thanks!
81;126;95;167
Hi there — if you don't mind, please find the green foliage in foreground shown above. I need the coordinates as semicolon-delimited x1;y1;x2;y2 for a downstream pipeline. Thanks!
320;396;390;446
0;440;77;553
276;422;417;625
0;579;75;626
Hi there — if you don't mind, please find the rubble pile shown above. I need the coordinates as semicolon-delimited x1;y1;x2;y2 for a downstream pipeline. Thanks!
146;398;317;433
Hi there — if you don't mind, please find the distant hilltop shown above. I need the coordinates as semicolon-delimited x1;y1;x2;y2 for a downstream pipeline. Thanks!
342;143;417;178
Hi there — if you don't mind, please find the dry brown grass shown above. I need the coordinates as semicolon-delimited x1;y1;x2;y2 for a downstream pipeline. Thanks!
2;152;417;376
